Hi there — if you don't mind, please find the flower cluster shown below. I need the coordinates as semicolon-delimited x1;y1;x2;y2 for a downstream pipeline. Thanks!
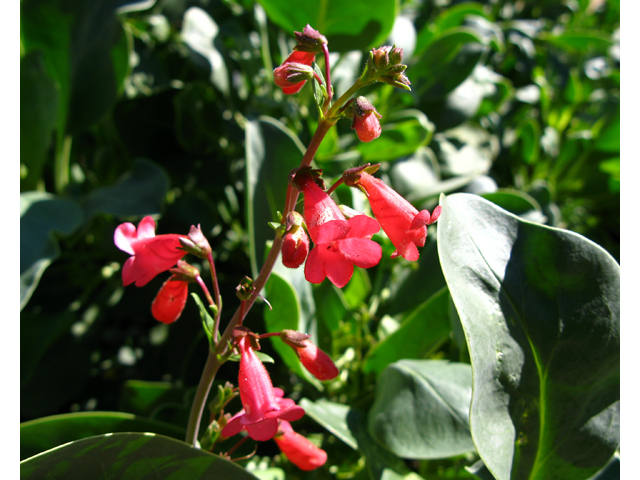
220;328;336;469
281;167;441;286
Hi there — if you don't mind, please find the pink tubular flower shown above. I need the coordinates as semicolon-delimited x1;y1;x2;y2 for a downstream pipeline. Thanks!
114;216;187;287
297;175;382;288
350;172;441;261
274;420;327;471
274;50;316;95
151;275;189;324
351;96;382;143
221;336;305;441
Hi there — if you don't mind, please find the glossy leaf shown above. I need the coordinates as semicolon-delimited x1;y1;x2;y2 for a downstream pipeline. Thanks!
368;360;475;459
437;193;620;480
20;411;185;461
364;288;452;375
83;158;170;219
20;51;59;189
20;192;83;310
299;398;358;450
257;0;397;52
481;190;545;224
119;380;184;417
21;0;133;134
542;30;613;54
245;116;305;277
20;433;259;479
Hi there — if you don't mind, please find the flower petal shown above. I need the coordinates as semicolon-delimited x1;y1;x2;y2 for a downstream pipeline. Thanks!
338;238;382;269
136;216;157;240
323;250;354;288
114;222;137;255
304;248;326;284
314;219;350;244
346;215;380;239
151;276;189;324
245;417;279;441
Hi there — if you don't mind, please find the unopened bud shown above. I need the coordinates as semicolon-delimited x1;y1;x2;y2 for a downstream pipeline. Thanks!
294;24;328;52
179;224;211;258
351;97;382;143
281;212;309;269
281;332;338;381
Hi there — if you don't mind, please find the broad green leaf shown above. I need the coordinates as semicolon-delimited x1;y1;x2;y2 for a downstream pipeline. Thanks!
368;360;475;459
21;0;132;134
437;193;620;480
20;192;83;310
348;408;426;480
517;117;541;164
411;28;485;100
20;433;259;479
414;2;487;57
481;190;545;224
594;113;620;153
83;158;170;219
20;411;185;461
257;0;397;52
20;51;59;189
245;116;305;277
364;288;452;375
299;398;358;450
119;380;184;417
541;30;613;54
357;110;434;163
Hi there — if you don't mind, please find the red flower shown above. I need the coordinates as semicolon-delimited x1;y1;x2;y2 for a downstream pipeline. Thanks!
292;339;339;381
351;172;441;261
221;336;305;441
151;275;189;324
274;420;327;471
274;50;316;94
297;175;382;288
351;96;382;142
114;216;187;287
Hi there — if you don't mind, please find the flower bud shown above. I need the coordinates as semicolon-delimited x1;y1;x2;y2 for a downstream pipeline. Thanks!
151;275;190;324
281;212;310;269
274;420;327;471
274;62;315;94
281;331;338;381
293;24;328;52
351;97;382;143
179;224;211;258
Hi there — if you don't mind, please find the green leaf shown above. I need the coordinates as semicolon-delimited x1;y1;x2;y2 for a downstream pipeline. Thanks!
245;116;305;277
542;30;613;54
343;266;372;309
20;432;259;479
364;288;452;375
481;190;545;224
263;271;322;388
191;292;215;348
21;0;133;134
357;110;434;163
437;193;620;480
119;380;184;418
415;2;487;57
313;281;348;332
299;398;358;450
20;412;186;461
20;50;59;189
368;360;475;459
20;191;83;310
411;28;485;100
257;0;397;52
83;158;170;219
348;409;426;480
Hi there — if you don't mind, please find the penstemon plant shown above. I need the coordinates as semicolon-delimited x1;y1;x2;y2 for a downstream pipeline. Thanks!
20;2;620;479
111;25;443;470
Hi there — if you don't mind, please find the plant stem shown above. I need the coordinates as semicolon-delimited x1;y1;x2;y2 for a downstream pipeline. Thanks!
207;252;223;342
185;349;223;446
54;134;72;194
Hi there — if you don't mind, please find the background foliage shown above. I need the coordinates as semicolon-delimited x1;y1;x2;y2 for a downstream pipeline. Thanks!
21;0;620;478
